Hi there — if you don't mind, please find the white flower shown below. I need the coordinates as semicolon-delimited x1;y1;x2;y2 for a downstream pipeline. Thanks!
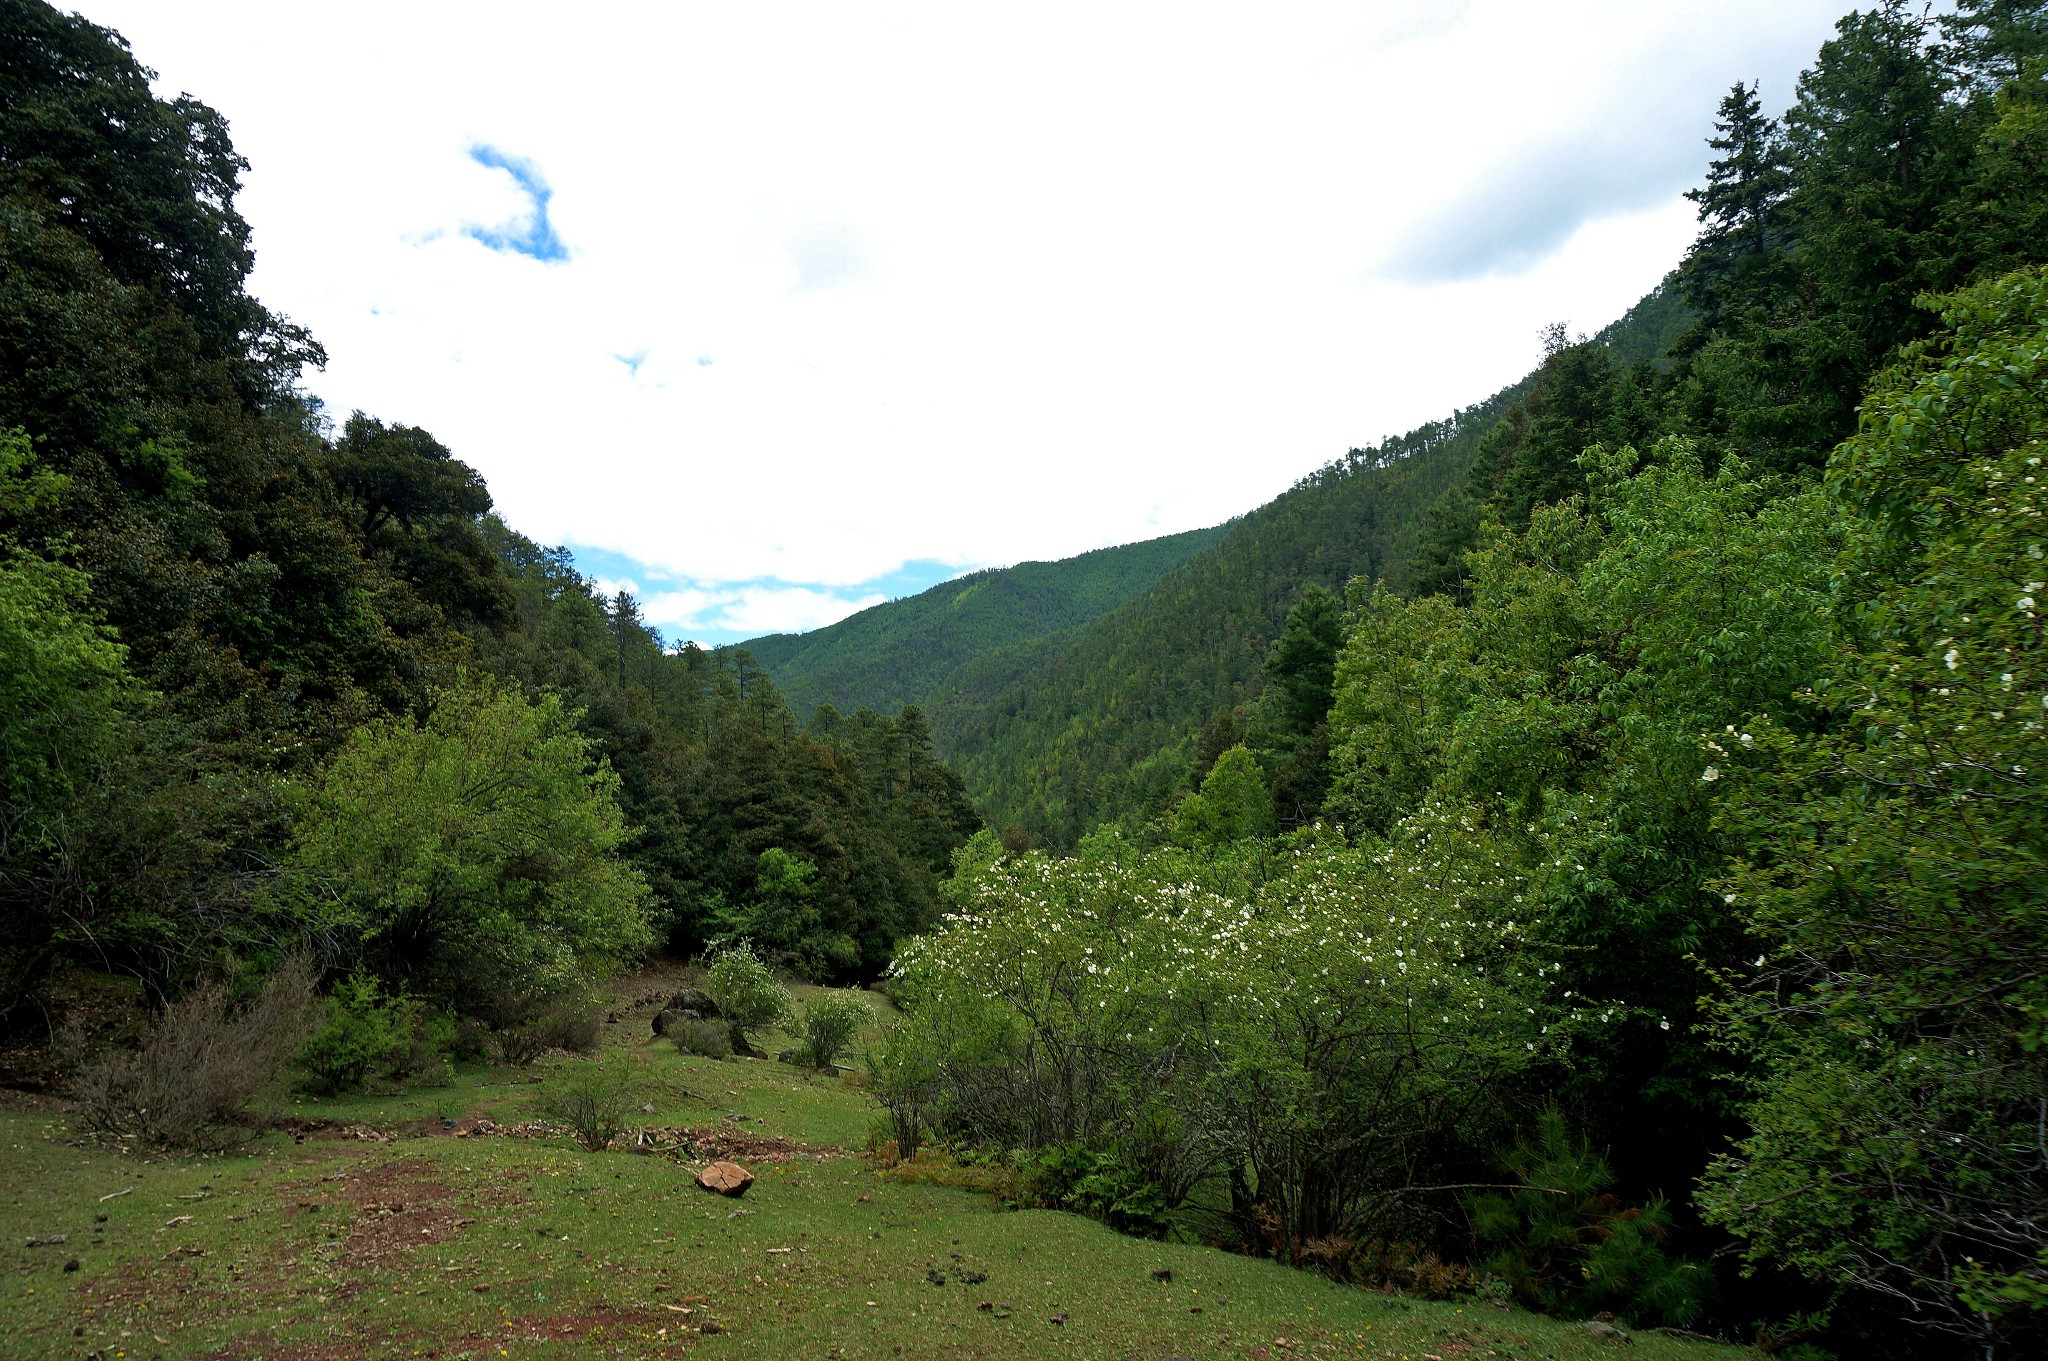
1945;649;1962;670
2021;597;2038;612
1701;766;1720;783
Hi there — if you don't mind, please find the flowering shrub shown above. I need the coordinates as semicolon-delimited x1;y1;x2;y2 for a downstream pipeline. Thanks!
889;819;1587;1254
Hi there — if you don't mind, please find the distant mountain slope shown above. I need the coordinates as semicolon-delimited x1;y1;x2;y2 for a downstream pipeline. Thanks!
743;524;1228;717
929;385;1518;842
929;280;1690;841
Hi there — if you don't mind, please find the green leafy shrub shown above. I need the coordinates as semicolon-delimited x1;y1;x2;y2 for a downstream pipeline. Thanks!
296;971;446;1094
280;675;654;1012
486;991;603;1066
864;1020;940;1158
702;941;790;1055
793;989;871;1070
1031;1144;1171;1239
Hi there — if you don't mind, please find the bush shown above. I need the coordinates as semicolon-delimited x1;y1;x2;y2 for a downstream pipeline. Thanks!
484;992;603;1066
74;961;315;1151
793;990;870;1070
538;1065;634;1152
864;1020;941;1159
296;972;424;1094
702;942;790;1055
1030;1144;1172;1239
670;1017;732;1059
1468;1110;1709;1327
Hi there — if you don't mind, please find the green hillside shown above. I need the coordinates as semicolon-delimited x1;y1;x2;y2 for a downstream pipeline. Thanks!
742;523;1227;716
920;283;1685;841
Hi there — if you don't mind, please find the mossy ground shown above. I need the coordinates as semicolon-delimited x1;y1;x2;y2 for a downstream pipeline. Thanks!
0;973;1752;1360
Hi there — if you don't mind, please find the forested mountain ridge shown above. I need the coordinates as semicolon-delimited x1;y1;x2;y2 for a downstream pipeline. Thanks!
915;289;1688;842
741;522;1226;718
747;288;1689;844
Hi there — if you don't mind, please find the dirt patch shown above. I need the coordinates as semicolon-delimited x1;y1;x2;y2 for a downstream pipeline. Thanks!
279;1157;466;1271
669;1127;814;1163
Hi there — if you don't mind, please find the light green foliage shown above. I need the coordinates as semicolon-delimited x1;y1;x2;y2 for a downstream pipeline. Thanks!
1324;441;1836;1162
0;428;133;1016
282;674;653;1010
892;823;1575;1254
0;428;125;806
703;940;793;1054
792;988;872;1070
296;971;449;1094
1171;744;1273;848
1701;267;2048;1343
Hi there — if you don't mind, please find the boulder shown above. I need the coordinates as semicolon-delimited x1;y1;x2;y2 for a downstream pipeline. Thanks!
669;987;721;1019
696;1160;754;1197
652;1008;680;1036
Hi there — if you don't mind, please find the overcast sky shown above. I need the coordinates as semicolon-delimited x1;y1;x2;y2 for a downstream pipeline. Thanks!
74;0;1851;644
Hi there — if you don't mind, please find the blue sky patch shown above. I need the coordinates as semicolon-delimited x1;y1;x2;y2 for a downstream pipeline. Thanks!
560;544;971;647
464;145;569;263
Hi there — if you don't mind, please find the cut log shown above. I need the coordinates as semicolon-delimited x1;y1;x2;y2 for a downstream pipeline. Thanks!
696;1160;754;1197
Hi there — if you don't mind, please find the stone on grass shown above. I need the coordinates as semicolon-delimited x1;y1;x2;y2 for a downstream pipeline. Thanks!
669;988;720;1018
696;1160;755;1197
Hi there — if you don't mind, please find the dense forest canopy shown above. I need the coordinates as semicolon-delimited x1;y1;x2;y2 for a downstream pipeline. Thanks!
4;1;2047;1357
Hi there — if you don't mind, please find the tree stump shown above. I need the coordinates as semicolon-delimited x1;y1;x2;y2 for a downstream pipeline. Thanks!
696;1160;754;1197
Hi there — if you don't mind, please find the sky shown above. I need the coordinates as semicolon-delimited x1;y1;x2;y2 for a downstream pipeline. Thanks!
74;0;1853;645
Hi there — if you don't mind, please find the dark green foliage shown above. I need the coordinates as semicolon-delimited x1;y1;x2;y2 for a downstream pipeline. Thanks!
931;386;1529;844
0;0;319;391
1403;486;1482;600
1468;1111;1710;1328
1030;1145;1172;1240
744;525;1227;717
1243;586;1344;826
0;0;978;1036
1467;335;1663;528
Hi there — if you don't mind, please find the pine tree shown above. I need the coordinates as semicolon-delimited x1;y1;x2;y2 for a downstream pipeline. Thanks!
1679;82;1792;327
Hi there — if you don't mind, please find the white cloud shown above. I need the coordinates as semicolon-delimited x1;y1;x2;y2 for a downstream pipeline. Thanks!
74;0;1849;624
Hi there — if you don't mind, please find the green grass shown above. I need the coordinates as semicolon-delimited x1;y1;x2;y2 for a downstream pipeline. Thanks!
0;992;1753;1361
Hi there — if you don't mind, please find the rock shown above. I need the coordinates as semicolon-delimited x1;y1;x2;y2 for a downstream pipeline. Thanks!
696;1160;755;1197
1049;1310;1069;1326
668;987;720;1019
1151;1268;1174;1282
63;1258;80;1273
24;1234;66;1248
961;1269;988;1285
1583;1319;1631;1344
